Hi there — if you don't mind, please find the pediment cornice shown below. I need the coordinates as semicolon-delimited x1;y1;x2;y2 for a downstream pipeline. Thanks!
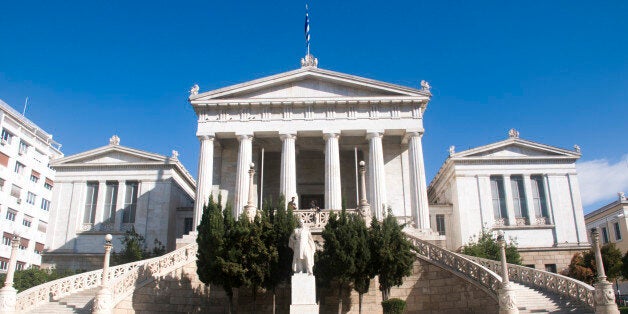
189;67;430;106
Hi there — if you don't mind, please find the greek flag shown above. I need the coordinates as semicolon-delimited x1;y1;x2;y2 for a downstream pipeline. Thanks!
305;4;310;53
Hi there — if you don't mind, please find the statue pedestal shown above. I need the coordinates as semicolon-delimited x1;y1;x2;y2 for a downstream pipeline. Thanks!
290;273;319;314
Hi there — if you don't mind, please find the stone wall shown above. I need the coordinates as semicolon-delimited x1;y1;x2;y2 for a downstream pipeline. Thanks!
519;247;586;273
113;257;497;314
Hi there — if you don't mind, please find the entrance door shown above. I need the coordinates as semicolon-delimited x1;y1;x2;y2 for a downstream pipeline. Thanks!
300;194;324;209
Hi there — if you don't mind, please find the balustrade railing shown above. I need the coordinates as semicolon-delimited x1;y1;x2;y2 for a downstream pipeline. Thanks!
15;242;198;312
464;255;595;309
403;231;502;300
294;209;358;229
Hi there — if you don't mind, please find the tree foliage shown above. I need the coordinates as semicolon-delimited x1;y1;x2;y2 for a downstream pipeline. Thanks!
369;210;415;301
0;268;78;292
112;226;166;265
461;229;522;265
564;243;623;284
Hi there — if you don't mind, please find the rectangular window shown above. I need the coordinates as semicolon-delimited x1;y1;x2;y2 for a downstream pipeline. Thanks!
16;262;24;270
615;222;622;241
5;209;16;221
531;175;549;218
18;140;28;155
122;182;138;223
435;214;446;235
2;233;11;246
14;162;25;174
104;182;118;223
40;198;51;211
26;192;36;205
545;264;557;273
10;184;21;199
1;128;13;144
490;176;508;221
44;178;53;190
0;178;5;191
30;170;40;183
184;217;194;234
22;216;32;227
83;182;99;224
37;221;47;233
19;238;29;250
510;175;528;218
0;152;9;168
34;242;44;254
602;227;609;244
0;259;7;270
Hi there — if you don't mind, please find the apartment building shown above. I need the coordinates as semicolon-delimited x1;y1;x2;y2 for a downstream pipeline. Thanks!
0;99;63;271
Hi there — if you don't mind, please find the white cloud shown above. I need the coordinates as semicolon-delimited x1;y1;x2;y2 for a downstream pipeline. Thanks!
577;155;628;207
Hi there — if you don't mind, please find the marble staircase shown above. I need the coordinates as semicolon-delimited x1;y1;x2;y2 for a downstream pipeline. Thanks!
29;287;98;313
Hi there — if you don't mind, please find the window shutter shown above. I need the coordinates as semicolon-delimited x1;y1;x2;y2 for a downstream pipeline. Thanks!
0;152;8;167
3;232;12;240
45;178;54;186
20;237;29;248
35;242;44;252
31;170;40;178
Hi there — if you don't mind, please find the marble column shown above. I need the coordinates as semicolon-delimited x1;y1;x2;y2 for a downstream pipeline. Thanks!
367;131;387;220
407;131;430;229
234;134;253;218
193;135;214;230
280;133;297;204
324;132;342;210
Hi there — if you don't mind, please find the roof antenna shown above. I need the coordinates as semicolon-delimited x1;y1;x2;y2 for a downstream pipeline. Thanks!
301;4;318;68
22;97;29;116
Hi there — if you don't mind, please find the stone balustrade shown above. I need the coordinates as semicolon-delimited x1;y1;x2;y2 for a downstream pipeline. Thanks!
403;231;502;300
294;209;358;230
464;255;595;310
15;242;198;313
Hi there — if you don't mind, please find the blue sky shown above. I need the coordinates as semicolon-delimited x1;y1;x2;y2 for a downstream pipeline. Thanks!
0;1;626;213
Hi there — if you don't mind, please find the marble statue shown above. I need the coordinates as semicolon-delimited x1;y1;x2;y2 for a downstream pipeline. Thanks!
420;80;431;91
289;222;316;275
189;84;199;96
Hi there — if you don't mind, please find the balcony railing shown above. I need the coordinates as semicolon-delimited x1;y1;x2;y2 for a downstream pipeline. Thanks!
294;209;358;230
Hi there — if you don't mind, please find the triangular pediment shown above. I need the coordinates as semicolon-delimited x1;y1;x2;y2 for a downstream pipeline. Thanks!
52;145;168;166
453;138;580;159
190;67;429;102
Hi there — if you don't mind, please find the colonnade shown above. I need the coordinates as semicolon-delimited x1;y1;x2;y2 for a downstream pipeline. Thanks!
193;130;430;230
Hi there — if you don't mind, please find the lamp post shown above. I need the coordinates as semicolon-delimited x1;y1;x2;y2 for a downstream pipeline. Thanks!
591;228;620;314
358;161;371;226
497;231;518;314
93;234;114;314
244;162;257;221
0;235;20;313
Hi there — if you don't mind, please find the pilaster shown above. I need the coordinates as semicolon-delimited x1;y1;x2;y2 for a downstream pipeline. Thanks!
115;180;126;231
93;181;107;227
324;132;341;210
234;134;253;218
194;135;215;230
522;176;536;224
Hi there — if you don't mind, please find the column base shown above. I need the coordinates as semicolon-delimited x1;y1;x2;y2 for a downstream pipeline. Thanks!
595;280;620;314
0;286;17;314
498;283;519;314
93;287;113;314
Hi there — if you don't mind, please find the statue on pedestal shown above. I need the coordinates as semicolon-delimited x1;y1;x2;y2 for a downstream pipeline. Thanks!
288;222;316;275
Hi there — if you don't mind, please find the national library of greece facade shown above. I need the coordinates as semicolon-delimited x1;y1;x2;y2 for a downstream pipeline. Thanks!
189;57;433;233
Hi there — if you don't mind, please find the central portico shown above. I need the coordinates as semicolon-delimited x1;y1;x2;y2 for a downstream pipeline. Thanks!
189;56;432;231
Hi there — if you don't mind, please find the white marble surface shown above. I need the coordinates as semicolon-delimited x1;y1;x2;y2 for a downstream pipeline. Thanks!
291;273;317;305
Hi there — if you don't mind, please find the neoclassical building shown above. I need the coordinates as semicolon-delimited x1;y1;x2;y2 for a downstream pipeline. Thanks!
428;131;589;271
188;56;433;232
44;136;195;270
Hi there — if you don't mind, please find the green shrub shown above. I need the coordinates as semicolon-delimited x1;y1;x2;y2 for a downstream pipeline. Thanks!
381;298;406;314
0;268;78;292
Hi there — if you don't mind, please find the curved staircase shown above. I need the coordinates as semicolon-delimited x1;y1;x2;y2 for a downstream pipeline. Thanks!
13;229;597;313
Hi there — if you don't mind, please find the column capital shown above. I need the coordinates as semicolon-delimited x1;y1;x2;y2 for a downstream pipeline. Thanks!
323;132;340;140
279;133;297;140
197;134;215;141
366;131;384;140
236;134;253;141
405;130;424;138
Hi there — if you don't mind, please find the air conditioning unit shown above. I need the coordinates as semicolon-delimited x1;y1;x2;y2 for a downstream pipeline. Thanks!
0;139;6;146
18;150;24;156
16;199;21;204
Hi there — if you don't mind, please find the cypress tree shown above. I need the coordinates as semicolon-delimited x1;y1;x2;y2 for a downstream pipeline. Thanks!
350;214;372;314
369;210;415;301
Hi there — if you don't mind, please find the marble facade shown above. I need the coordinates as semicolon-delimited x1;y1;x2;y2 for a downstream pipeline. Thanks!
189;57;433;230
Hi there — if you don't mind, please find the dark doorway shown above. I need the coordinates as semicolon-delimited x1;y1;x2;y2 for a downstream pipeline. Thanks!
300;194;324;209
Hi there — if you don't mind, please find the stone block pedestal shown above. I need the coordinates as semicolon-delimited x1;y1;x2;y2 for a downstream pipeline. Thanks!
290;273;319;314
